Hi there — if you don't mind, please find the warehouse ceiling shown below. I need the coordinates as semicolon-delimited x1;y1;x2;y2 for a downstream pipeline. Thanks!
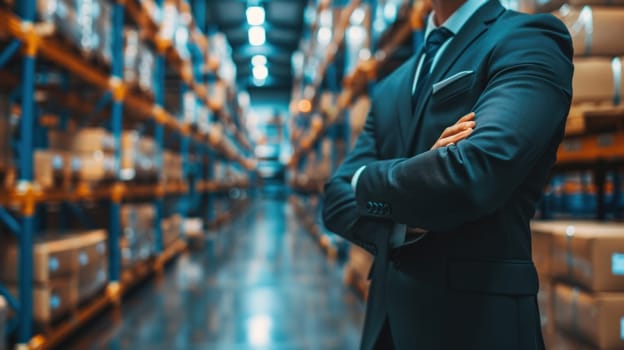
207;0;306;91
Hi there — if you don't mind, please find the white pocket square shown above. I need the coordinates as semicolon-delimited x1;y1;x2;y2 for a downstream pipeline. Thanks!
432;70;474;94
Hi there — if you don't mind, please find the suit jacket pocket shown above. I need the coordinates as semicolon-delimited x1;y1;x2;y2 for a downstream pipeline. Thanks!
431;71;476;104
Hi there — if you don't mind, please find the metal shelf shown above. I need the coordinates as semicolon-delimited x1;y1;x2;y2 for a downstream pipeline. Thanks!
0;8;248;163
29;238;188;350
0;1;254;348
289;2;429;166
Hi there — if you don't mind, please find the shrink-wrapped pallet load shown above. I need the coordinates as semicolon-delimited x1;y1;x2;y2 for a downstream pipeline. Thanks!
7;277;79;325
572;57;623;105
75;230;107;303
554;283;624;349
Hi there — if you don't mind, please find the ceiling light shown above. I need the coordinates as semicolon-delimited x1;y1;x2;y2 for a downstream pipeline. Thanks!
246;6;265;26
350;7;366;25
248;26;266;46
253;65;269;80
252;55;267;66
253;78;267;86
317;27;332;45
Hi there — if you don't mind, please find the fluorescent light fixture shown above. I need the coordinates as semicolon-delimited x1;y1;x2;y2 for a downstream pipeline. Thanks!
317;27;332;45
248;26;266;46
350;7;366;25
247;315;272;346
252;55;267;66
246;6;265;26
346;26;366;45
253;65;269;80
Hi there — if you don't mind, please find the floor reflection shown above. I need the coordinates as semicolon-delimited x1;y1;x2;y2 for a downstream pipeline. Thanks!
61;197;365;350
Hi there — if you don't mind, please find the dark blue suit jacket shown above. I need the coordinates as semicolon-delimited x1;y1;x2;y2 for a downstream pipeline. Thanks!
322;1;573;349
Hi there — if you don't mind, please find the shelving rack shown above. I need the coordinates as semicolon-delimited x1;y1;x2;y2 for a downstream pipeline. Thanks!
0;1;254;349
288;0;426;259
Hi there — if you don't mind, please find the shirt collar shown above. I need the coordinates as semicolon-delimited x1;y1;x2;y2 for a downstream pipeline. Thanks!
424;0;489;39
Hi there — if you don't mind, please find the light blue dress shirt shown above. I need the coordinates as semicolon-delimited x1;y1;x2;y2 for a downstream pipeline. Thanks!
351;0;488;247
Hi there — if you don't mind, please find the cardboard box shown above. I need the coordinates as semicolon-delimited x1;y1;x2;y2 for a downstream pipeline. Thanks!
0;295;6;350
77;260;108;304
556;7;624;57
75;153;115;182
538;278;555;340
8;277;78;325
551;330;597;350
531;221;556;278
554;283;624;349
71;128;114;154
75;230;107;271
532;221;624;292
572;57;623;105
162;215;181;248
567;0;624;8
0;230;106;284
34;150;65;189
0;234;78;283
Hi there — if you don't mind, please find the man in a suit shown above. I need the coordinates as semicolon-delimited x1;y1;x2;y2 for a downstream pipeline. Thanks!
322;0;574;348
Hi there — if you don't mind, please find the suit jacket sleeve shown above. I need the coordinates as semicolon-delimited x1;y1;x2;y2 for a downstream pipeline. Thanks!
322;108;392;255
354;15;574;231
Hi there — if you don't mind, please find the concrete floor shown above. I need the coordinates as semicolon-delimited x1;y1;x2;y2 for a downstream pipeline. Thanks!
62;197;365;350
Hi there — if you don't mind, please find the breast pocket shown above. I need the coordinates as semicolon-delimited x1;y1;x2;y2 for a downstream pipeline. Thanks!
431;71;476;105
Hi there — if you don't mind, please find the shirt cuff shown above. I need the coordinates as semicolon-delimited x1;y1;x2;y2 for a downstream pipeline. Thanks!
351;165;367;192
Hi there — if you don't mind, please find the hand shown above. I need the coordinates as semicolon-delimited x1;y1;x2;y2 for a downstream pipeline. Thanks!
431;112;476;150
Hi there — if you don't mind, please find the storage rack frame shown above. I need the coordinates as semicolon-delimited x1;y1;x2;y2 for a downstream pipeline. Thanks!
289;0;427;258
0;1;252;349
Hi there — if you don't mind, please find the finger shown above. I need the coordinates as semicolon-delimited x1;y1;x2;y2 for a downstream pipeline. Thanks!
438;128;473;147
444;128;474;145
456;112;476;124
441;121;476;138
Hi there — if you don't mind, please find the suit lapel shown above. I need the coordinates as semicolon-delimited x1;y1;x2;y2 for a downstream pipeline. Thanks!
397;53;422;154
407;0;505;154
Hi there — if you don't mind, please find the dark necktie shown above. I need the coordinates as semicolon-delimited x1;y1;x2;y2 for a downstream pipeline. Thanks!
411;27;454;112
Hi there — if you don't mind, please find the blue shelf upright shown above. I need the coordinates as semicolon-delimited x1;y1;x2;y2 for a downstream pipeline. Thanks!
106;1;126;304
14;0;36;346
154;51;166;255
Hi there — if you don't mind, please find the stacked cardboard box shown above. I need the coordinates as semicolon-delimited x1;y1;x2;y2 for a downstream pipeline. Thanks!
0;295;6;350
48;128;116;184
532;221;624;348
554;5;624;135
0;230;107;325
120;132;159;182
532;226;553;339
28;0;113;63
163;151;184;182
47;129;163;185
124;28;156;96
34;150;75;190
75;230;108;304
121;204;155;267
161;214;181;249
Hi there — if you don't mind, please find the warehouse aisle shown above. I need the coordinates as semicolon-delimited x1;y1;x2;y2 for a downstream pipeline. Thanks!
62;197;365;350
